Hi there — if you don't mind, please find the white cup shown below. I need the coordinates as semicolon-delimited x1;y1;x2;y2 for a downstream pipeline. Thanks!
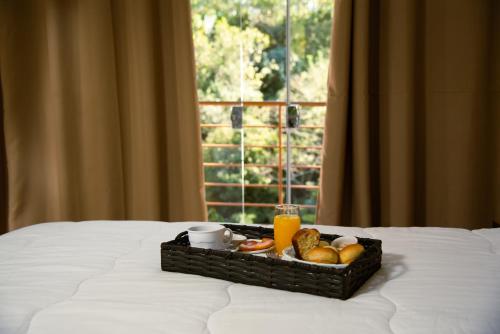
187;224;233;250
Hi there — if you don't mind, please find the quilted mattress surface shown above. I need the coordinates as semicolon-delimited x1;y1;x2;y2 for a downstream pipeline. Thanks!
0;221;499;334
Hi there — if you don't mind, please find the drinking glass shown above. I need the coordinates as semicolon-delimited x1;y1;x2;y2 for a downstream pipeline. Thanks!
274;204;301;255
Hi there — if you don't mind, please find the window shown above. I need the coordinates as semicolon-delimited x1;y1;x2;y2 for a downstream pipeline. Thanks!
192;0;333;224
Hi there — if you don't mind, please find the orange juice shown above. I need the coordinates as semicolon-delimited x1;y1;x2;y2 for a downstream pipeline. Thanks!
274;214;301;255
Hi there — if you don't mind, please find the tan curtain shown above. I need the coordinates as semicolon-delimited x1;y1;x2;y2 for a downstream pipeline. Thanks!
318;0;499;228
0;0;207;233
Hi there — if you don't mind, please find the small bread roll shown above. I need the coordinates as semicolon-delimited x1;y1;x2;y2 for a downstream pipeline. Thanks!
303;247;339;264
318;240;330;247
339;243;365;264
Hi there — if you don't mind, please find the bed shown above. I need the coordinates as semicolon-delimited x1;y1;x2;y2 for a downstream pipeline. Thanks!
0;221;499;334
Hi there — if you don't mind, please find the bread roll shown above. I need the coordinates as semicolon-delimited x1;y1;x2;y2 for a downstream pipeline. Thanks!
239;238;274;252
292;228;320;259
318;240;330;247
339;243;365;264
303;247;339;264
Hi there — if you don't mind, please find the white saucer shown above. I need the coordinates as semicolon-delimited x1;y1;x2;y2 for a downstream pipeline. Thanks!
231;234;247;248
281;246;348;268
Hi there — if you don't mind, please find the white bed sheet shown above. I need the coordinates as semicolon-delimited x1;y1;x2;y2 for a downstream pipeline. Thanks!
0;221;499;334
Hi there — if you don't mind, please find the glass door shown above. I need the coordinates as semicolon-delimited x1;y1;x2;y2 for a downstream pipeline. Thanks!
192;0;332;224
286;0;332;223
192;2;245;223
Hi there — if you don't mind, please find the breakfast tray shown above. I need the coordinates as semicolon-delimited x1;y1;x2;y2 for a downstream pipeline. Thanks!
160;224;382;299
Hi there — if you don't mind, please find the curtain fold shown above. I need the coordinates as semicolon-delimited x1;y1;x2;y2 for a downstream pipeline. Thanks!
318;0;499;228
0;73;7;230
0;0;207;233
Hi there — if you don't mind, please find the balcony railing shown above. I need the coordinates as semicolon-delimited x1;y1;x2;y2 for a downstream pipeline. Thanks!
200;101;326;214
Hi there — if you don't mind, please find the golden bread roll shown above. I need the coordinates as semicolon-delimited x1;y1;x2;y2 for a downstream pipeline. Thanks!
292;228;320;259
239;238;274;252
339;243;365;264
303;247;339;264
318;240;329;247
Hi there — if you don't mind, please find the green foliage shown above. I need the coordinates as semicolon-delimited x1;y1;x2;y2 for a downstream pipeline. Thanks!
192;0;333;224
192;16;269;101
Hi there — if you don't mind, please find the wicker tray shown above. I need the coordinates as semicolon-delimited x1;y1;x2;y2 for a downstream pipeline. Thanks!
161;224;382;299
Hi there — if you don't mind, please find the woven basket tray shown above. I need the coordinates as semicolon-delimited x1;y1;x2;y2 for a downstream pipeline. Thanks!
161;224;382;299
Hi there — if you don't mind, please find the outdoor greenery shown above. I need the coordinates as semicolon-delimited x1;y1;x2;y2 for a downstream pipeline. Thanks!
191;0;333;224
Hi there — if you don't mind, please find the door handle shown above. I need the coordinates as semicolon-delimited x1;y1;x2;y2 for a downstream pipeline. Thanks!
231;106;243;129
286;105;300;128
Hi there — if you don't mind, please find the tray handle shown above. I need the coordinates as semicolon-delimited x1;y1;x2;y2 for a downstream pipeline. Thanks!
174;231;188;241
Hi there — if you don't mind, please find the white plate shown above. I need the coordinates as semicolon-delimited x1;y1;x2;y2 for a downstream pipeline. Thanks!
281;246;348;268
331;236;358;250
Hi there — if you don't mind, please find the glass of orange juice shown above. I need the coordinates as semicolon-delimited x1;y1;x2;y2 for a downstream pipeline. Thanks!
274;204;301;255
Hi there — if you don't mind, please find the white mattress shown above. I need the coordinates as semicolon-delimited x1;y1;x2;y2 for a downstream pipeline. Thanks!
0;221;499;334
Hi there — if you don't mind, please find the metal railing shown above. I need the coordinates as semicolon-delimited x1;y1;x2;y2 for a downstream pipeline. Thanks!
200;101;326;210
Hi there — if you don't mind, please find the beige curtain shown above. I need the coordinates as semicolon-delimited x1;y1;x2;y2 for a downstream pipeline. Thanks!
0;0;207;233
318;0;499;228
